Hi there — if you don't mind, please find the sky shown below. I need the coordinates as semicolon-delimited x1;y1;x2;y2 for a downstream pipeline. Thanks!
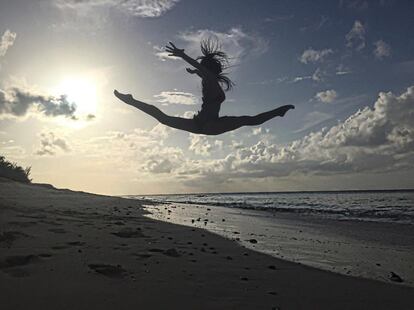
0;0;413;195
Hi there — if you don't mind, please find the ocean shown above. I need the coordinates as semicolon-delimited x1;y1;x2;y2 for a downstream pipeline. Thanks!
131;190;414;225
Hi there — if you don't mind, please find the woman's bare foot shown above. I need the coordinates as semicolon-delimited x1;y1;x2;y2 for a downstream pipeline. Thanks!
114;90;134;105
278;105;295;117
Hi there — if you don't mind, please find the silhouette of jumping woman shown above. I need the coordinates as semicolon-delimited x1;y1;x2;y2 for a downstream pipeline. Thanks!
114;39;294;135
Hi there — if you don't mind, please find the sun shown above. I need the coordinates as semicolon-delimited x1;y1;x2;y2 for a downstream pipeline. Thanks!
55;76;98;117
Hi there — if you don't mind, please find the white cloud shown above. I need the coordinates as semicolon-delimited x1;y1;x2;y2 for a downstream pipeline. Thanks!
0;29;17;57
56;0;179;18
292;68;325;83
157;27;268;63
294;111;332;133
189;134;213;156
252;127;262;135
35;132;71;156
373;40;391;60
299;48;333;64
315;89;338;103
154;91;198;105
346;20;366;51
119;0;179;17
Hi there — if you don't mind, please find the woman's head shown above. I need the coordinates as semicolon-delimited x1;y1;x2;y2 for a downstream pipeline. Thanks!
198;38;234;90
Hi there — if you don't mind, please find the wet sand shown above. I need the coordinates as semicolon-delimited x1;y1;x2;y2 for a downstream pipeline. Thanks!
1;178;413;309
144;202;414;286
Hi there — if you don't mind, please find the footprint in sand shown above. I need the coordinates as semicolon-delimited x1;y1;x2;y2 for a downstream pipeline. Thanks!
133;253;153;259
0;255;39;277
111;228;145;238
0;231;30;247
0;255;38;268
88;264;126;278
8;221;37;228
51;245;69;250
66;241;86;246
48;228;66;234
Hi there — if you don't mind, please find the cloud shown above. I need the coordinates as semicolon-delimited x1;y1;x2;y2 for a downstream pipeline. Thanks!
157;27;269;63
373;40;391;60
154;91;198;105
299;48;333;64
294;111;332;133
335;64;352;76
292;68;325;83
0;30;17;57
346;20;366;51
340;0;369;10
177;86;414;186
56;0;179;18
0;87;77;119
189;134;213;156
119;0;180;17
35;132;71;156
315;89;338;103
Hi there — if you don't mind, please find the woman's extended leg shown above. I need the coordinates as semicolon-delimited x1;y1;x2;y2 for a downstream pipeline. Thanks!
114;90;202;134
204;105;295;135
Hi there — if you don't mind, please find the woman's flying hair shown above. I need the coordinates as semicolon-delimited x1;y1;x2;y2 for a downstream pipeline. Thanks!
197;37;234;91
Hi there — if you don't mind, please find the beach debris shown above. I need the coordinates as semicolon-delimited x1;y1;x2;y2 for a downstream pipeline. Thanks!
389;272;404;283
88;263;126;278
248;239;258;244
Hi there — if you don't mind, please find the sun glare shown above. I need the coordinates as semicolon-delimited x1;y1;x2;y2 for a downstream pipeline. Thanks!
55;76;98;117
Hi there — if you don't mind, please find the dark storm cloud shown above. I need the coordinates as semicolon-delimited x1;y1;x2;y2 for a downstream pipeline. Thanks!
0;87;77;119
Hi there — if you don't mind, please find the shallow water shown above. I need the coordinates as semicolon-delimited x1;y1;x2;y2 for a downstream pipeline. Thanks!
128;190;414;225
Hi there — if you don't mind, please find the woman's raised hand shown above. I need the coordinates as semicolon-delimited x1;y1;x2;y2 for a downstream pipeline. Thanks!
165;42;185;58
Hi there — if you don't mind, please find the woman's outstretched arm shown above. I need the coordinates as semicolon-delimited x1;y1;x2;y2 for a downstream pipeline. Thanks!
165;42;213;78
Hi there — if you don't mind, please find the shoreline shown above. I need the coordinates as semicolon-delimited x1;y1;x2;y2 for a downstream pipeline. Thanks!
1;179;414;309
143;201;414;287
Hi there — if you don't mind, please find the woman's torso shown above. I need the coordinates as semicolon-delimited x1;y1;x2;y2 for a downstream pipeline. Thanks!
198;78;225;120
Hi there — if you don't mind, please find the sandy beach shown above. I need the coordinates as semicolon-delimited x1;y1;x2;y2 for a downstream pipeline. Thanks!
1;178;414;310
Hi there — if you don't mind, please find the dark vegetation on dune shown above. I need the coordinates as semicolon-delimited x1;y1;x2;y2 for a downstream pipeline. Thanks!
0;155;32;183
